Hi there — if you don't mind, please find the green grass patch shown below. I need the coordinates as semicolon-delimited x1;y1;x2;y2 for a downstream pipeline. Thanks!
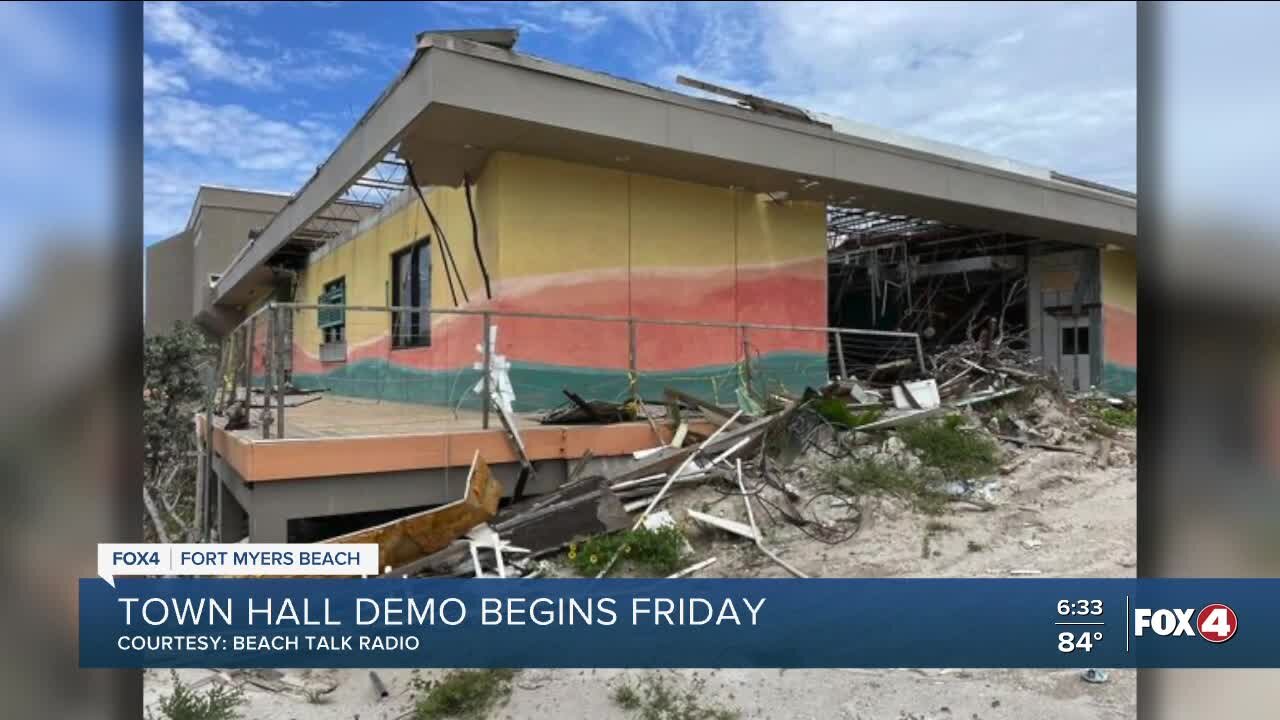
570;526;685;576
811;396;882;429
147;670;245;720
610;674;740;720
1081;398;1137;430
413;669;514;720
900;416;999;481
825;458;948;515
1098;406;1137;429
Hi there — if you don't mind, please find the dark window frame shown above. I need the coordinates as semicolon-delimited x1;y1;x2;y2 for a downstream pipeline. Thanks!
1061;325;1090;355
391;237;431;349
318;276;346;344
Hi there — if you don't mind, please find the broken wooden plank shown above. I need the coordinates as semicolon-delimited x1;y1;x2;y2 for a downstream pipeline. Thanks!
667;557;717;579
325;451;501;570
670;421;689;448
995;435;1088;455
688;509;758;541
664;388;751;427
609;404;792;485
708;436;754;467
950;386;1024;407
563;389;603;423
630;410;743;531
389;540;470;577
853;406;942;431
869;357;913;379
492;476;630;554
892;379;940;410
493;390;536;500
735;459;809;578
612;473;710;495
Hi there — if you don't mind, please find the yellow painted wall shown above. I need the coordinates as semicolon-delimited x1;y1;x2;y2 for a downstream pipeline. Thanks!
291;150;826;361
488;153;631;307
294;177;491;352
1101;248;1137;314
735;189;827;268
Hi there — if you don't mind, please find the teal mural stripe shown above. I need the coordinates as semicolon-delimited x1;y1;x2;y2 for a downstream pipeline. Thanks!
293;352;829;413
1101;363;1137;396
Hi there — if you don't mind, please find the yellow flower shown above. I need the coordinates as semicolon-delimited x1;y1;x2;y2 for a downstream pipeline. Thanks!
623;545;632;555
568;549;577;560
589;554;599;565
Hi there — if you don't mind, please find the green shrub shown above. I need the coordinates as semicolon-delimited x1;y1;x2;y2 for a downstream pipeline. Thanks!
826;458;948;515
811;397;882;429
570;526;685;576
413;669;514;720
610;674;739;720
900;416;999;481
1098;406;1137;428
147;670;244;720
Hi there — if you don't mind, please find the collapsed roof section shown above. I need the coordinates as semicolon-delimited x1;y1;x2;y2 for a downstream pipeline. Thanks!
207;27;1136;323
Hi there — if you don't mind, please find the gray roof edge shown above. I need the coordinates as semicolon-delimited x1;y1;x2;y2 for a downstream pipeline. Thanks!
419;33;1135;209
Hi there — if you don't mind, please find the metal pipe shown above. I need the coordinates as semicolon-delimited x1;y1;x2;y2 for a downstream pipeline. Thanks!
481;312;491;430
834;332;847;380
242;319;254;401
275;306;286;438
270;303;923;339
628;317;638;398
262;307;274;440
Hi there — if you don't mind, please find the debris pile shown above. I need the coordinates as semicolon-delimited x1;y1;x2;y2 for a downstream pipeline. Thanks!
312;342;1133;581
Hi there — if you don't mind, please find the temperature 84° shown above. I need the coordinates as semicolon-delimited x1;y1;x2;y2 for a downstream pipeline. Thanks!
1058;631;1103;653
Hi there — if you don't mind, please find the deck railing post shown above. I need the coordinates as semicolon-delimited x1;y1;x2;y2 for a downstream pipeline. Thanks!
262;306;274;439
276;306;286;438
914;334;927;375
628;317;638;399
834;331;848;381
481;311;492;430
243;318;254;404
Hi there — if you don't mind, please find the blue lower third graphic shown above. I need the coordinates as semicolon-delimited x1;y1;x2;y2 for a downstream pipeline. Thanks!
78;578;1278;668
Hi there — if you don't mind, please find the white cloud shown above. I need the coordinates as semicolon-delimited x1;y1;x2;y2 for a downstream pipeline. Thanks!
144;94;340;239
144;1;274;89
603;1;681;51
143;53;188;95
327;29;394;57
145;95;337;173
649;1;1135;189
145;2;382;94
556;6;608;34
428;1;496;15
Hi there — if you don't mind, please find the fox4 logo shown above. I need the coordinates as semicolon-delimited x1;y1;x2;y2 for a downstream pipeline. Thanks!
1134;604;1237;643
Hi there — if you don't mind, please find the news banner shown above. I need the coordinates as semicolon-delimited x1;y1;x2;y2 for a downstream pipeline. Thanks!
81;544;1277;668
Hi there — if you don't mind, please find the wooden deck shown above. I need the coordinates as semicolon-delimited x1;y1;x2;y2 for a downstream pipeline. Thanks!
227;395;540;440
206;396;715;485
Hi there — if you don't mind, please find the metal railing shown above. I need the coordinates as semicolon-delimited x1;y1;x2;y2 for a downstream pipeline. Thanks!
214;303;925;439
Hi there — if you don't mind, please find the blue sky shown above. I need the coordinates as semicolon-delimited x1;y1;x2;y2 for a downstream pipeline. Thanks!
144;1;1137;246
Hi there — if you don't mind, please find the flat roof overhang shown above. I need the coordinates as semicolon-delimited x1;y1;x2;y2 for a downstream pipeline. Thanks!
213;33;1136;309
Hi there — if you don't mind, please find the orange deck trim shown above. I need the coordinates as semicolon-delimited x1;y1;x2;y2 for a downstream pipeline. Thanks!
213;420;713;483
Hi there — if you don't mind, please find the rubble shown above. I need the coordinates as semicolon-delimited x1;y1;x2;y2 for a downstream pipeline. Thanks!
322;346;1133;584
326;450;502;571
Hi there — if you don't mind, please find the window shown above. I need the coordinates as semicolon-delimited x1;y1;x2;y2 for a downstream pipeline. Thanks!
1061;325;1089;355
391;238;431;348
318;277;346;343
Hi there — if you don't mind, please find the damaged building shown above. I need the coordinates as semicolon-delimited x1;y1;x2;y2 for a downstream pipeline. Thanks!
144;29;1136;546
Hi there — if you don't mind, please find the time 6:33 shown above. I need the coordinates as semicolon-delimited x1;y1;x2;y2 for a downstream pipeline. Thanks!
1057;599;1103;616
